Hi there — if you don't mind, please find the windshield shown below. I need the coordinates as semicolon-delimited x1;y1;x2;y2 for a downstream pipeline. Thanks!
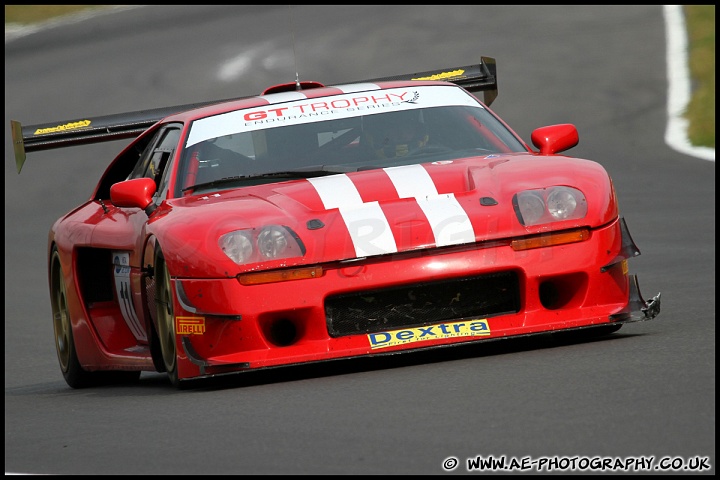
175;86;526;196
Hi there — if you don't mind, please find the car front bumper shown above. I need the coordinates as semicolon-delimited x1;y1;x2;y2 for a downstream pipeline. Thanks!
170;217;661;381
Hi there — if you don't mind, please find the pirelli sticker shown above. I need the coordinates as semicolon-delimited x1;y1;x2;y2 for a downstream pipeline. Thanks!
368;319;490;350
176;316;205;335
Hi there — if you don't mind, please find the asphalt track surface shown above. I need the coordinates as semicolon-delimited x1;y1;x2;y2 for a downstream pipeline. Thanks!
4;6;715;475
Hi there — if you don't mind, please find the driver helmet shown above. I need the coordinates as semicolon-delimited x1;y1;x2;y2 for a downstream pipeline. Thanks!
362;110;429;158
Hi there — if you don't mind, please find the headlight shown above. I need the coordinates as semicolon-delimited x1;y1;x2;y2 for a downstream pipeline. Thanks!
219;225;305;266
547;187;579;219
513;186;587;226
514;191;545;226
219;231;253;264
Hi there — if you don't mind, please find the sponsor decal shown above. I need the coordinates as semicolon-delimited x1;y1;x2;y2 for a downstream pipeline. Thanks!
242;91;414;122
34;120;91;135
176;316;206;335
186;85;481;147
368;319;490;350
412;69;466;81
112;252;146;342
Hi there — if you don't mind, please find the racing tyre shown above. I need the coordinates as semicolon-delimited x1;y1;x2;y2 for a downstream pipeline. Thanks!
50;247;141;388
155;245;180;387
149;323;167;373
51;246;93;388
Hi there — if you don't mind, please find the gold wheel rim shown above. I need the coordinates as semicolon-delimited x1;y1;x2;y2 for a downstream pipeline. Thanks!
156;257;176;372
51;252;71;371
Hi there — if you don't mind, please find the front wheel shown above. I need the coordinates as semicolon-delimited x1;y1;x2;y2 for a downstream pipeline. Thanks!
154;245;180;386
50;246;140;388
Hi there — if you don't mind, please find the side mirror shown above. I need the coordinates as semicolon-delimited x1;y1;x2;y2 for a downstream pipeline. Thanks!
110;178;158;215
530;124;579;154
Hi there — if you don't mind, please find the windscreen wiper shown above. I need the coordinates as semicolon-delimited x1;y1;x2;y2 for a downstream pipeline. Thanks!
182;165;364;192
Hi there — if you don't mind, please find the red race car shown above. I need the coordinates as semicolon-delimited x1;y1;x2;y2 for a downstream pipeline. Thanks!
11;57;660;388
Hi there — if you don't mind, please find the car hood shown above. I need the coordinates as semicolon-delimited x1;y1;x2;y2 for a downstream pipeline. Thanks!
157;153;617;277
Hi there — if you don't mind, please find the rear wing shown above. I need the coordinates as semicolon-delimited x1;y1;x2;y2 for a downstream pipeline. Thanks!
10;57;497;173
10;98;245;174
363;56;498;107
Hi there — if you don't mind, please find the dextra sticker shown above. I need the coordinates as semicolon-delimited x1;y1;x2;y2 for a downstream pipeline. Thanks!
368;319;490;350
176;316;206;335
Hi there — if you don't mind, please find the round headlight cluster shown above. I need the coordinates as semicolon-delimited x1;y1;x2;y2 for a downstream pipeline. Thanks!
513;186;587;226
219;225;305;266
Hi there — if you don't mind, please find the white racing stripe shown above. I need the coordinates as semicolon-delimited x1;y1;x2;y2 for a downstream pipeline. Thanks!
339;202;398;257
333;83;381;93
384;164;438;198
385;165;474;246
307;174;363;209
263;91;308;104
308;164;475;257
416;194;475;246
308;175;396;257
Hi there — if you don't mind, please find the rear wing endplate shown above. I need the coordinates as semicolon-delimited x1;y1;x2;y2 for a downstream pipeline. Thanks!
10;99;239;173
11;57;497;173
362;56;498;107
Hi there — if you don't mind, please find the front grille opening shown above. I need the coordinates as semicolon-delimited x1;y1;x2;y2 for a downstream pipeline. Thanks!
263;318;298;347
325;271;520;337
538;272;587;310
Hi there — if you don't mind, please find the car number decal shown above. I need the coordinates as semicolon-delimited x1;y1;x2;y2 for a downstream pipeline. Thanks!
112;252;147;341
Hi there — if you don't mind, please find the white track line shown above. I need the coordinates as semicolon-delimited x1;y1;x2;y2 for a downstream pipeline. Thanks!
663;5;715;161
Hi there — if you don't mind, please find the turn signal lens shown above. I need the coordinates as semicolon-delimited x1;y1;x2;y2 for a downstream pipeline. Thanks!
237;266;323;285
511;228;590;251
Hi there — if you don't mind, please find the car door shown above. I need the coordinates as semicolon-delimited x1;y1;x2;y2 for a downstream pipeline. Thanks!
90;125;182;342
